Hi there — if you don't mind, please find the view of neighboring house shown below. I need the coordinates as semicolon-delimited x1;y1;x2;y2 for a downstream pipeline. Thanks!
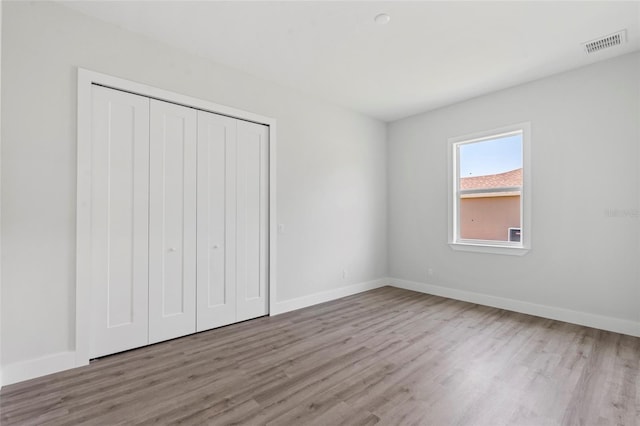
459;168;522;242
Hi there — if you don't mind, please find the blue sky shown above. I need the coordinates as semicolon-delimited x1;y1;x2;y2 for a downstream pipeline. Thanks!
459;134;522;177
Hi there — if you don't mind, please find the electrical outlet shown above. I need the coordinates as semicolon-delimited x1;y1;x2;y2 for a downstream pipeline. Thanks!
342;269;348;279
428;268;434;276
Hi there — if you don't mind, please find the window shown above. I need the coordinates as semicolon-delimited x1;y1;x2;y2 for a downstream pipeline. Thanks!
448;123;530;255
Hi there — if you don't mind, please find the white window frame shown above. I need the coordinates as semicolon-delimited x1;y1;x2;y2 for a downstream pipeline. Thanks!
448;122;531;256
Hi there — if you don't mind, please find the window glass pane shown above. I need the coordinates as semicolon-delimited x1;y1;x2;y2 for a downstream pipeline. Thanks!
458;134;522;242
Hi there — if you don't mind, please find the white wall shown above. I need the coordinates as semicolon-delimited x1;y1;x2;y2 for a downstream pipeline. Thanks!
388;52;640;330
1;1;387;370
3;0;637;386
0;0;4;385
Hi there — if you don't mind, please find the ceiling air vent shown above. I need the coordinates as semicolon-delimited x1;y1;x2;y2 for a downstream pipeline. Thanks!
583;30;626;54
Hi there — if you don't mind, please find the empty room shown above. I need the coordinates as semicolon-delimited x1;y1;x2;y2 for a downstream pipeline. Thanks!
1;1;639;425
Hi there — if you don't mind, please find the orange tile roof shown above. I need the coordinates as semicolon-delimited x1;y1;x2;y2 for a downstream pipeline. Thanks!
460;168;522;190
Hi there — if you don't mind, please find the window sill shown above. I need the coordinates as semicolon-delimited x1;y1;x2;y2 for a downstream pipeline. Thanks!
449;242;530;256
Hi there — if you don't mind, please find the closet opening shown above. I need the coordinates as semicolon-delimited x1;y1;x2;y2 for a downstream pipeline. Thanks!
76;69;277;365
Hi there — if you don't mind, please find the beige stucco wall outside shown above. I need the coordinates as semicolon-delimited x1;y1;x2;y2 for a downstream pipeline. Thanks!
460;195;520;241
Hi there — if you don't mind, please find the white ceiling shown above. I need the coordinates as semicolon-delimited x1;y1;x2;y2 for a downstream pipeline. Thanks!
61;1;640;122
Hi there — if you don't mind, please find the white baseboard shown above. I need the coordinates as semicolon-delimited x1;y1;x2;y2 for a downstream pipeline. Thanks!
1;351;77;387
389;277;640;338
1;278;389;387
271;278;389;315
4;277;635;388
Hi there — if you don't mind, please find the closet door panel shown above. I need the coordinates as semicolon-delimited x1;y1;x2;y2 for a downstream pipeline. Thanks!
148;100;197;344
90;86;150;358
196;111;237;331
236;120;269;322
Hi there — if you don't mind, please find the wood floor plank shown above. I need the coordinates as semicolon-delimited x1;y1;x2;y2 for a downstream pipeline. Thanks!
1;286;638;425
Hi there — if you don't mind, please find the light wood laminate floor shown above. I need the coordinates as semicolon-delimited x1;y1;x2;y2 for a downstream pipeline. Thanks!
2;286;639;425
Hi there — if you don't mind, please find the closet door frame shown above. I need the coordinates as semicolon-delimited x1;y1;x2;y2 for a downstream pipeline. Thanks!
76;68;277;368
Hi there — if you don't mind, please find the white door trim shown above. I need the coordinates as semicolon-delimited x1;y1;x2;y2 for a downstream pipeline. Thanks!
76;68;277;367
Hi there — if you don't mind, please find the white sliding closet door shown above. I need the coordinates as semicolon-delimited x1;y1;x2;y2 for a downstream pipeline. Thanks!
148;100;197;344
196;111;237;331
90;85;150;358
236;120;269;322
